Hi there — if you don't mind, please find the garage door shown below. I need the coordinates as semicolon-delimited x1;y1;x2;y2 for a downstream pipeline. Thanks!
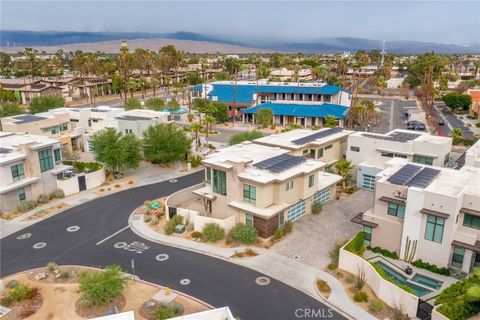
362;174;376;190
313;188;331;204
287;200;306;221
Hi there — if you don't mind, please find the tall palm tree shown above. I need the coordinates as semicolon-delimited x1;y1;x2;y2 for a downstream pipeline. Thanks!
203;115;215;148
190;121;202;151
335;160;355;190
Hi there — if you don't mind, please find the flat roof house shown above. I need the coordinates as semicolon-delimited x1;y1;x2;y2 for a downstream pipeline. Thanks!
115;109;173;137
354;158;480;274
192;81;351;127
0;132;72;212
253;127;354;171
168;142;342;238
1;110;84;155
346;129;452;190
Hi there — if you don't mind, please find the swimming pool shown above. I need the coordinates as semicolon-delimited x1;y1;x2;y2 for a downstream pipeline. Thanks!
374;261;434;297
412;274;443;290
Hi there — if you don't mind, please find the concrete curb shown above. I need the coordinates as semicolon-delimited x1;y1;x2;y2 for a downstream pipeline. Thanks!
0;265;214;310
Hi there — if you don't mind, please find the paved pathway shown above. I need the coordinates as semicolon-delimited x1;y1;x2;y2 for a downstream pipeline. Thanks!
271;189;374;268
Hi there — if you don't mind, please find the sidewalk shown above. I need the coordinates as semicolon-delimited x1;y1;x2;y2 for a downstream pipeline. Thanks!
129;214;375;320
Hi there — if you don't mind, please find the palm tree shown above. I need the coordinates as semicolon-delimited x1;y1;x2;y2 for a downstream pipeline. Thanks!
190;122;202;151
335;159;355;190
203;115;215;148
151;78;160;97
127;79;139;98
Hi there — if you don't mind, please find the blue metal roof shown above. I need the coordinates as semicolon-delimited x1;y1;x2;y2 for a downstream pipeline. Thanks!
242;102;349;119
192;83;345;104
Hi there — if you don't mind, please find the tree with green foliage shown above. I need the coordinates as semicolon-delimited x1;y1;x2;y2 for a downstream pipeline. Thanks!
335;159;355;190
212;102;229;123
145;97;165;111
0;103;22;117
229;130;264;145
0;88;17;103
90;128;142;175
143;124;191;164
123;97;141;110
29;95;65;114
192;98;210;123
166;99;180;114
256;108;273;127
452;128;463;145
442;93;472;111
344;99;381;130
324;115;338;128
203;115;215;147
78;265;126;306
214;71;230;81
190;122;203;151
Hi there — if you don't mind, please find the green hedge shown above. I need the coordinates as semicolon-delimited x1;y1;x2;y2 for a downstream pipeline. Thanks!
411;259;450;276
63;160;102;173
368;246;399;260
344;232;365;255
230;223;258;245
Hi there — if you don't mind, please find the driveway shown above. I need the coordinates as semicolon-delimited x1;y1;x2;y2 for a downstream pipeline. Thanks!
271;189;374;268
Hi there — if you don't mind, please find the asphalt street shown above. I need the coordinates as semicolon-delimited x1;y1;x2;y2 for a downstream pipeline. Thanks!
0;171;344;320
362;97;414;133
432;102;475;139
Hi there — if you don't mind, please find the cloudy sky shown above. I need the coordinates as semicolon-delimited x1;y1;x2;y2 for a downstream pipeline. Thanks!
1;1;479;44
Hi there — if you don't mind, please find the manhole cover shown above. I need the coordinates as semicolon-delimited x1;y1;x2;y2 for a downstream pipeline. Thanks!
33;242;47;249
156;254;169;261
293;255;300;260
17;233;32;240
180;278;190;285
169;179;178;183
255;276;271;286
66;226;80;232
114;242;127;249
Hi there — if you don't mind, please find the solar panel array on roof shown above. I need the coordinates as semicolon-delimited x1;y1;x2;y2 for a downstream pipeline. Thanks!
387;164;423;185
13;114;48;124
407;167;441;188
291;127;344;145
0;148;12;154
362;132;421;143
387;164;440;189
254;153;307;173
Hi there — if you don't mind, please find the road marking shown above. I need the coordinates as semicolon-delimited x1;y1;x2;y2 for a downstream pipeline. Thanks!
180;278;190;285
255;276;271;286
66;226;80;232
156;254;169;261
17;233;32;240
33;242;47;249
96;226;129;246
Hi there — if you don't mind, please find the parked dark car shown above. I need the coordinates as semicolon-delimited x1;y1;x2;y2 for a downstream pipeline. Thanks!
438;119;445;126
406;120;422;130
414;123;426;131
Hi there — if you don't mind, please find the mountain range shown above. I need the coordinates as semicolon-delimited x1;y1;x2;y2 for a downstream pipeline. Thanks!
1;30;479;54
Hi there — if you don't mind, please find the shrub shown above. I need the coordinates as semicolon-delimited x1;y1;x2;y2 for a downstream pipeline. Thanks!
150;216;159;225
369;246;399;260
50;189;65;199
412;259;450;276
9;284;36;301
344;186;356;194
327;263;337;270
353;291;369;303
169;302;184;316
230;223;257;245
369;299;384;312
17;200;37;213
229;130;264;145
59;270;72;279
346;274;355;284
78;265;126;306
0;296;13;307
344;232;365;256
283;221;293;234
355;266;366;290
163;215;183;235
476;123;480;128
316;279;331;294
144;215;152;223
188;155;202;168
311;202;323;215
202;223;225;242
336;271;344;278
154;306;176;320
274;228;284;240
191;231;202;239
37;193;49;204
47;262;57;272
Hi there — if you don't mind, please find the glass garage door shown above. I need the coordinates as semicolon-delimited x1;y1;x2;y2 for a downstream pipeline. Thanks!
362;174;376;190
287;200;307;221
313;188;331;204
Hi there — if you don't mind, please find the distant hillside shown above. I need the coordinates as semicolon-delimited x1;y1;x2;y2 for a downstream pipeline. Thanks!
1;30;479;54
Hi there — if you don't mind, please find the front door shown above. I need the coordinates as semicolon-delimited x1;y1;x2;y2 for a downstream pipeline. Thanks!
287;116;294;124
78;174;87;191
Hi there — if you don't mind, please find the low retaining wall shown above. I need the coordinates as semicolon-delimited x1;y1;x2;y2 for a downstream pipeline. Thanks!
339;247;419;317
193;214;236;232
56;168;106;196
165;183;204;220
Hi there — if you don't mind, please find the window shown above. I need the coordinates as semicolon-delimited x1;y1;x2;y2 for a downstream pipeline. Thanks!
279;211;285;227
11;163;25;181
308;174;315;188
363;226;372;246
243;184;256;204
395;153;407;159
309;149;316;159
444;153;450;165
413;155;433;165
317;148;324;158
53;149;62;162
425;214;445;244
302;149;309;155
38;149;54;172
325;165;334;173
463;214;480;230
325;144;332;150
285;180;294;191
313;188;330;204
60;123;68;131
350;146;360;152
212;169;226;195
245;212;253;226
205;168;211;181
125;129;133;134
387;203;405;218
381;151;394;158
451;247;465;269
18;187;26;203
